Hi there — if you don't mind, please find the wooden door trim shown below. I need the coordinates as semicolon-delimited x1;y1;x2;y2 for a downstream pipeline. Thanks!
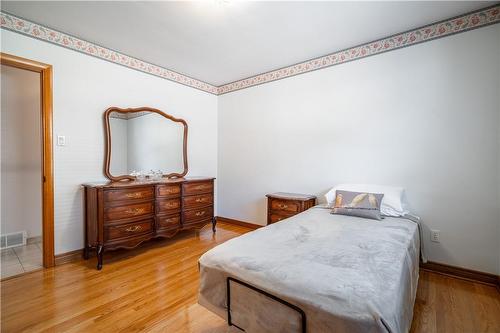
1;52;55;267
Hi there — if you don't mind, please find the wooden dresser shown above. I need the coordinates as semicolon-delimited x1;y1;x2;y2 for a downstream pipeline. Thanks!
83;177;215;269
266;192;316;225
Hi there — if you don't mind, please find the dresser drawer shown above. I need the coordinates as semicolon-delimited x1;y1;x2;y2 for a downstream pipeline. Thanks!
105;219;153;241
183;193;213;209
156;184;181;198
104;202;154;221
269;213;293;224
156;198;181;214
183;181;213;196
104;187;154;202
156;214;181;230
183;218;211;229
270;199;301;213
183;206;213;223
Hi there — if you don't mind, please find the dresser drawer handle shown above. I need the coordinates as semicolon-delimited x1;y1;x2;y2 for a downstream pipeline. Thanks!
195;211;206;217
165;218;176;223
125;225;142;232
278;204;288;209
125;208;145;215
163;188;176;194
165;202;178;208
195;198;205;203
125;192;143;199
194;185;208;190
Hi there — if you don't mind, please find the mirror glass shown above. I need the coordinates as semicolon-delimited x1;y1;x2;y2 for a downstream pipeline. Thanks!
108;111;184;176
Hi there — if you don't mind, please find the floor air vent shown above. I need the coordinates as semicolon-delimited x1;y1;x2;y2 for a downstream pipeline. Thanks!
0;231;27;249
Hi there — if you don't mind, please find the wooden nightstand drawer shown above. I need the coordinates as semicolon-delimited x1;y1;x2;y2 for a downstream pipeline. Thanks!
269;213;294;224
270;199;301;213
266;192;316;225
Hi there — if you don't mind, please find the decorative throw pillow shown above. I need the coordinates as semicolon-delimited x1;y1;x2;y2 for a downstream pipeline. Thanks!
331;190;384;220
324;184;408;217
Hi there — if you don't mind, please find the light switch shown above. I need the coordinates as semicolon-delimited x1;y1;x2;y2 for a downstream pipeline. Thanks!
57;135;66;146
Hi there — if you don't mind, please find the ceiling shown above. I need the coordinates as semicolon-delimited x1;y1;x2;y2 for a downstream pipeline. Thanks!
1;1;491;86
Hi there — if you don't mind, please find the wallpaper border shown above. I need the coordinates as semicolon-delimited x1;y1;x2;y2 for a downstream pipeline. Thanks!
217;4;500;95
1;4;499;96
0;11;219;95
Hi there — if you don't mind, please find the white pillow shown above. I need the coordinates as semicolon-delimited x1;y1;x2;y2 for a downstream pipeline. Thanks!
325;184;409;217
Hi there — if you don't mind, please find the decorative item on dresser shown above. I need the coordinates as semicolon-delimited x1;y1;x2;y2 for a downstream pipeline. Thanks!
266;192;316;225
83;177;215;270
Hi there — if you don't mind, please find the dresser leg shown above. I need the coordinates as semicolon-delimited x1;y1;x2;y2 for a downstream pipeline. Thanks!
212;217;217;233
96;245;103;270
83;246;90;260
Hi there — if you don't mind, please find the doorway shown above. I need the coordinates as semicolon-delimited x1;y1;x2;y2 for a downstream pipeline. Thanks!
0;53;54;279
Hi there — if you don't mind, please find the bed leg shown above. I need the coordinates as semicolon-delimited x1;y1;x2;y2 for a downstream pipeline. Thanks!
212;217;217;233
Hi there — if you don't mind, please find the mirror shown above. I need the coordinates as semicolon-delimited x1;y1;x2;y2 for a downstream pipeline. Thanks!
104;107;188;181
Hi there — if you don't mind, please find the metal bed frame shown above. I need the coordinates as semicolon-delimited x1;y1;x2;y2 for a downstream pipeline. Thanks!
226;277;307;333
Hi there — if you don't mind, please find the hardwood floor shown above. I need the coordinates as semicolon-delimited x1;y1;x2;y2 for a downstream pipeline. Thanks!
410;270;500;332
1;222;499;333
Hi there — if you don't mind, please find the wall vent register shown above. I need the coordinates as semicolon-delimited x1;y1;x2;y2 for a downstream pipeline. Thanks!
0;231;27;249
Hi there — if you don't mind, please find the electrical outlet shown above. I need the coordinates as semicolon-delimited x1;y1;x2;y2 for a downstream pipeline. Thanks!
430;229;440;243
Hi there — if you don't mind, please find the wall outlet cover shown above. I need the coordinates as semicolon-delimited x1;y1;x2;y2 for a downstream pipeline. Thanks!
431;229;440;243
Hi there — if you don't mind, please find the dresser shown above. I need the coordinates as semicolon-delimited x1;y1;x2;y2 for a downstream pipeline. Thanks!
83;177;215;269
266;192;316;225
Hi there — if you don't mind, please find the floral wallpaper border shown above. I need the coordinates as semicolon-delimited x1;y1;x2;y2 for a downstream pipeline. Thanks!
217;4;500;95
0;12;219;95
1;4;499;96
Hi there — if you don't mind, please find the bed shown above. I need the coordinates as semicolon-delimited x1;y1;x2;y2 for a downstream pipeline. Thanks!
198;206;421;333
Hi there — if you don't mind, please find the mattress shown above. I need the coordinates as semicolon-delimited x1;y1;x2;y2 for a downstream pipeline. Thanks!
198;207;420;333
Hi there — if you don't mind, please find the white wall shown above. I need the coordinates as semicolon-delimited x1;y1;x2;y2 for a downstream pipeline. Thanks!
1;29;218;254
218;25;500;274
1;65;42;238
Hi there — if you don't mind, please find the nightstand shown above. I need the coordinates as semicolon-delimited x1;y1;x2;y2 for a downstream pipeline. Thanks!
266;192;317;225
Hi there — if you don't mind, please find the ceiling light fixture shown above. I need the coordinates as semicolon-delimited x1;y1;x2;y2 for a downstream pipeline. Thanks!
213;0;231;6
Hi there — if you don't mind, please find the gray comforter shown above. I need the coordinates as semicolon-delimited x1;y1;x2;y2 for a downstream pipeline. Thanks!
198;207;420;333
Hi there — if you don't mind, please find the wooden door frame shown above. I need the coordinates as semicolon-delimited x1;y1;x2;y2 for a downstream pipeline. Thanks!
1;53;55;267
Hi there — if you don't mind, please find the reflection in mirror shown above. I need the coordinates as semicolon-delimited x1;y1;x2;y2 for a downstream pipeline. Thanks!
108;111;184;177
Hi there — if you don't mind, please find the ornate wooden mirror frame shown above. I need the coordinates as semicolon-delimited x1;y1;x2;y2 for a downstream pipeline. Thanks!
103;106;188;182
